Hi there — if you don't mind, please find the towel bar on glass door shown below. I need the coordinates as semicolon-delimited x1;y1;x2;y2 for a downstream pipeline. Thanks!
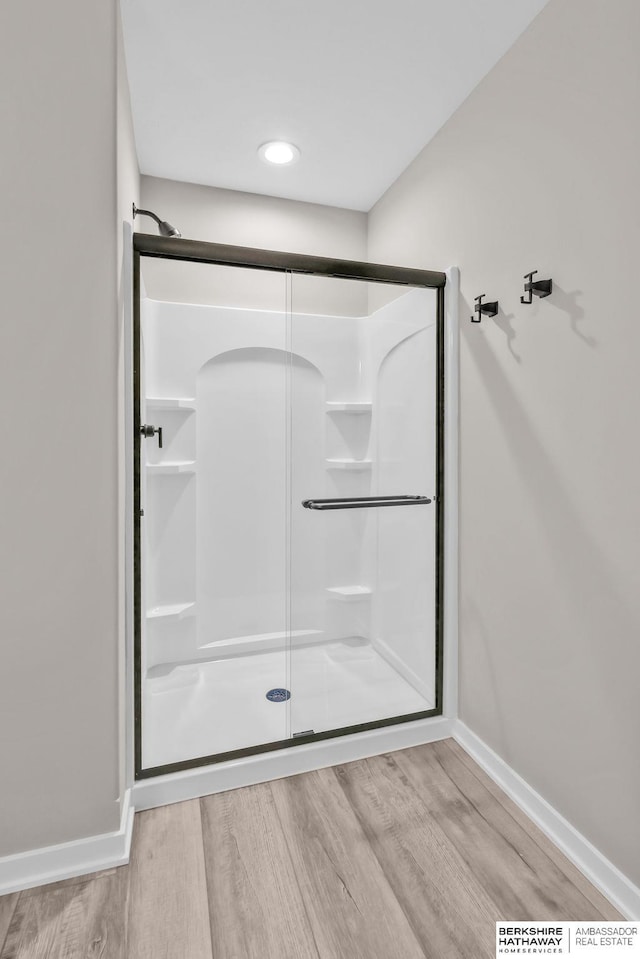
302;495;432;510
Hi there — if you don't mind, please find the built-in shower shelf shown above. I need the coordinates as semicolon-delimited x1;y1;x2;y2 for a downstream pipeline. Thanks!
326;586;371;602
146;396;196;411
147;461;196;475
325;458;372;471
326;402;372;414
147;602;195;621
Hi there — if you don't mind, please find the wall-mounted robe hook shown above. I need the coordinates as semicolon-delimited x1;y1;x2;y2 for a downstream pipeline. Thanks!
471;294;499;323
520;270;553;304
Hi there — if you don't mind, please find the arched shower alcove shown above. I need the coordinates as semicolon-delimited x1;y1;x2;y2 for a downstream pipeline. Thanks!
196;346;325;652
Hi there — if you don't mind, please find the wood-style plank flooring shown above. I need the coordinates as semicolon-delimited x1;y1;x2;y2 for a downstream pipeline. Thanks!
0;739;622;958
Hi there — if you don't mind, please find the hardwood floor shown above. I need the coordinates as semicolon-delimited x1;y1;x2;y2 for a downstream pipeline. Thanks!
0;739;622;958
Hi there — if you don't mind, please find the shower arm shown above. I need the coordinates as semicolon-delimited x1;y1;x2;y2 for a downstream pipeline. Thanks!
132;204;182;238
133;204;162;228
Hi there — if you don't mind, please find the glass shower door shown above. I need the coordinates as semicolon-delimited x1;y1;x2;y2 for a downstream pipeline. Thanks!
138;258;292;773
288;275;438;739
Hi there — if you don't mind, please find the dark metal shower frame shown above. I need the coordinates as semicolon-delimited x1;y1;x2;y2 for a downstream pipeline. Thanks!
133;231;447;780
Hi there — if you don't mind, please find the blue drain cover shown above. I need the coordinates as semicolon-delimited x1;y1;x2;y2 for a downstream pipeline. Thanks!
266;688;291;703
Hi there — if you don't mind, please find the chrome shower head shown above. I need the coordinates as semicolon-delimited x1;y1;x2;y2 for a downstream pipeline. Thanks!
132;204;182;238
158;219;181;238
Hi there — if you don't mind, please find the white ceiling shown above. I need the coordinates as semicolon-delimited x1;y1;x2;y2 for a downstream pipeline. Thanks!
121;0;548;212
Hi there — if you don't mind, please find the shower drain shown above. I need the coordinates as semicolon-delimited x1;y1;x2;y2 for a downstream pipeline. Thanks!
266;687;291;702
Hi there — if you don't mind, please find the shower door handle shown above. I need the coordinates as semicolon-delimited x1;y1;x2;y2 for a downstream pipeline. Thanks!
302;495;432;510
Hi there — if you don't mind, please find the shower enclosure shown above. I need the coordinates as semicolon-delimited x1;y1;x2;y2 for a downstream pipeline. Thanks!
133;234;446;778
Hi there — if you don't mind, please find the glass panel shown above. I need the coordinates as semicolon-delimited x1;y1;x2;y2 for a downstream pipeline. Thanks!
139;259;291;770
288;275;437;738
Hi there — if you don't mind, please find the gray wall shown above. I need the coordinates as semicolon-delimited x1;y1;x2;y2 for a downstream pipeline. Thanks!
368;0;640;885
0;0;122;852
139;177;368;315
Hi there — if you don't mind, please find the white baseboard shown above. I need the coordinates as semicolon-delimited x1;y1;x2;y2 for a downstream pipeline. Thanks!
134;715;453;810
452;720;640;920
372;636;433;703
0;789;135;896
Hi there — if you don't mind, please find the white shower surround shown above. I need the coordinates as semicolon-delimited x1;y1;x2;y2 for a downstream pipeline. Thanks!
129;266;460;806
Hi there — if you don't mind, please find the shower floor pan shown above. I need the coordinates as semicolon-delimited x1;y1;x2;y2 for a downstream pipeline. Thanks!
142;638;432;771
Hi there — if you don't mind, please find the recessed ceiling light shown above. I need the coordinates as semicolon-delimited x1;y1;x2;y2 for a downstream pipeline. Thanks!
258;141;301;166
